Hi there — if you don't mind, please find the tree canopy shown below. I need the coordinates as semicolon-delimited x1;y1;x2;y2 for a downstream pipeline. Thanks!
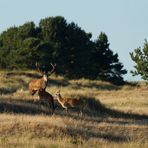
0;16;127;84
130;39;148;81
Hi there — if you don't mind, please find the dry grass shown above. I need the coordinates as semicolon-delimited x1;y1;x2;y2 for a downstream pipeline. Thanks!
0;70;148;148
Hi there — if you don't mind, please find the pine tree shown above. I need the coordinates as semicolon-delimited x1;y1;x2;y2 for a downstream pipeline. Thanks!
130;39;148;81
93;32;127;84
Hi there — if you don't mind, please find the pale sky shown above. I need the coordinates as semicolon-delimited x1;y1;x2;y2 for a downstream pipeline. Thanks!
0;0;147;81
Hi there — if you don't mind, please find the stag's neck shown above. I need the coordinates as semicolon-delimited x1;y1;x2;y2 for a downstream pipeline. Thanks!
43;75;48;82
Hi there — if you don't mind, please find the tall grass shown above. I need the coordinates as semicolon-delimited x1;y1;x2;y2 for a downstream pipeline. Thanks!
0;71;148;147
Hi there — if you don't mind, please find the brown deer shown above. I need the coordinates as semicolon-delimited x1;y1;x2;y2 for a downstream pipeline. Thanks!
55;90;83;115
29;63;56;96
38;90;55;114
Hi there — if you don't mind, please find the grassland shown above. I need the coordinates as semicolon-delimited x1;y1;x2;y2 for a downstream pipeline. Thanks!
0;70;148;148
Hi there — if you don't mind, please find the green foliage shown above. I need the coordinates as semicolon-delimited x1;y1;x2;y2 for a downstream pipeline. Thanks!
18;22;37;40
93;32;127;84
39;16;67;43
0;23;40;69
130;40;148;81
0;16;127;84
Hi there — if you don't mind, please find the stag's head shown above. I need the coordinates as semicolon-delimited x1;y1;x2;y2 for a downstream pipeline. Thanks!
36;62;56;81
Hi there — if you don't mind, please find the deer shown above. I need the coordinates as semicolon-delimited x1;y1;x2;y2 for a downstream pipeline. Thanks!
28;63;56;97
55;90;83;116
38;90;55;114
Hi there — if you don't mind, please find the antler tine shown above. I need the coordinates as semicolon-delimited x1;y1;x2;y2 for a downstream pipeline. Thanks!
48;63;56;75
50;63;56;67
35;62;41;73
36;62;44;75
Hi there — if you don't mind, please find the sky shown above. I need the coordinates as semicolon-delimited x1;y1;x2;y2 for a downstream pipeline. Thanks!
0;0;147;81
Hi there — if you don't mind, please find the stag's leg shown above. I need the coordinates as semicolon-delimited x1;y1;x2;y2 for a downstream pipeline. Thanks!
62;105;68;114
61;104;67;110
45;100;53;115
79;109;83;117
64;108;69;115
38;99;42;112
30;90;38;103
45;100;51;114
39;99;47;113
50;99;55;115
31;90;37;96
43;99;54;115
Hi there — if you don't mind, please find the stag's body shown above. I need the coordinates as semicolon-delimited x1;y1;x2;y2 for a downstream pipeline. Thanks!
28;63;56;96
29;75;48;96
55;90;83;115
38;90;55;114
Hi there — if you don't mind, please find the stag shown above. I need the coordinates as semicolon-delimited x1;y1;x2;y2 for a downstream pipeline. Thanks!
29;63;56;96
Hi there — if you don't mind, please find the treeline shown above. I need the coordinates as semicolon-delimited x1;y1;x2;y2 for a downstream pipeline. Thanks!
0;16;127;84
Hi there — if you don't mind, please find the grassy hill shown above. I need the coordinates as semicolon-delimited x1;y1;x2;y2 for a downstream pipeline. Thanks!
0;70;148;148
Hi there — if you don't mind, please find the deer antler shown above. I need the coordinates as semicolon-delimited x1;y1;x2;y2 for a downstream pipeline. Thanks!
35;62;42;73
48;63;56;75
